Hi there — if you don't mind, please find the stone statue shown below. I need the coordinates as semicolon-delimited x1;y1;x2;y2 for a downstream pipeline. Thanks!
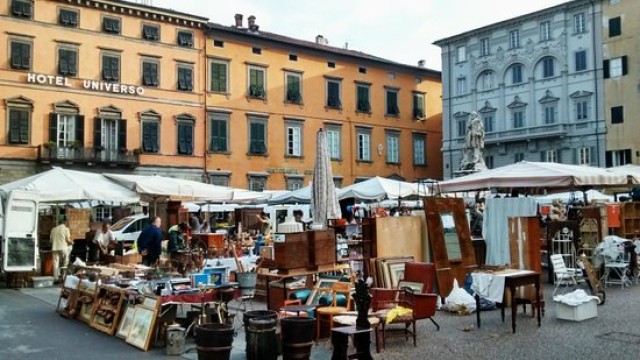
353;276;372;330
460;111;487;172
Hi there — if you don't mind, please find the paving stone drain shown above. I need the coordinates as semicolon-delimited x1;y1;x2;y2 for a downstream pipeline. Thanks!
596;332;640;345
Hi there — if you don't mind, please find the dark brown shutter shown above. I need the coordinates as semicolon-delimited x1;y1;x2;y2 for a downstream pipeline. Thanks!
75;115;85;144
93;117;102;148
49;113;58;143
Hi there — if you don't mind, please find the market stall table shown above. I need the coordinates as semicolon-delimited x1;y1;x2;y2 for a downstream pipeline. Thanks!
472;269;541;333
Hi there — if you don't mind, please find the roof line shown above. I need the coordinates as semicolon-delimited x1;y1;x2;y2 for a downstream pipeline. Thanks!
94;0;209;22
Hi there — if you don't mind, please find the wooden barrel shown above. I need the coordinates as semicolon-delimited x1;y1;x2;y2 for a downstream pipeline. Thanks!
281;317;315;360
195;323;234;360
242;310;277;343
246;317;278;360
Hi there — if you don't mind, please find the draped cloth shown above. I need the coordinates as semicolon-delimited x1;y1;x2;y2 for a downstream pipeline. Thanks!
483;197;538;265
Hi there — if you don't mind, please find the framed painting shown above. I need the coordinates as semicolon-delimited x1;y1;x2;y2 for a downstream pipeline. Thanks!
117;305;136;339
388;262;406;289
397;280;424;294
78;301;94;323
126;307;157;351
141;296;159;311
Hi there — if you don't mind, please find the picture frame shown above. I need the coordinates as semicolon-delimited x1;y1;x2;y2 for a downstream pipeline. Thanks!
78;301;94;323
397;280;424;294
126;306;157;351
141;295;159;311
306;277;339;306
117;305;136;339
388;262;406;289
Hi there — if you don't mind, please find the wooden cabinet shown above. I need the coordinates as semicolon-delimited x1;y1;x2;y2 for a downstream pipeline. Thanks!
619;202;640;239
274;230;336;270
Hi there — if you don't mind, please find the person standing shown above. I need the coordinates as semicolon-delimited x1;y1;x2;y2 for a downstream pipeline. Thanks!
256;211;271;236
50;219;72;282
93;221;116;261
137;216;163;266
167;222;188;257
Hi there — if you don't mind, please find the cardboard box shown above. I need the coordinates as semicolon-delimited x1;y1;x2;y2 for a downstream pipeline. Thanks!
555;300;598;322
115;253;142;265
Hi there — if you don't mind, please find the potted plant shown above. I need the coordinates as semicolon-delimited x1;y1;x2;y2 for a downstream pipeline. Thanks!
43;141;57;150
68;140;82;150
133;147;143;156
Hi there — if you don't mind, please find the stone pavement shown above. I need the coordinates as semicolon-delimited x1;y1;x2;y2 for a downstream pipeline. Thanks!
2;283;640;359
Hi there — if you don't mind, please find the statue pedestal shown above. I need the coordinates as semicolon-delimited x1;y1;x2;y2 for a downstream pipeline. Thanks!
454;168;483;178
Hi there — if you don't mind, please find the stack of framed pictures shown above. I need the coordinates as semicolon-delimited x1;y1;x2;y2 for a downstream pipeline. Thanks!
117;295;159;351
369;256;414;289
56;275;81;318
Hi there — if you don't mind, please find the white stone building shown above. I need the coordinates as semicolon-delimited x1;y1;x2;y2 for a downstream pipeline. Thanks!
435;0;605;179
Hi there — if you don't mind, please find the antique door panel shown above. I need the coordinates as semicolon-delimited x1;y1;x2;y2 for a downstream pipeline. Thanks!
424;197;477;299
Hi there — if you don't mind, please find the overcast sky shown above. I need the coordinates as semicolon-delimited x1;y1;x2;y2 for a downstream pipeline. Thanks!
152;0;568;71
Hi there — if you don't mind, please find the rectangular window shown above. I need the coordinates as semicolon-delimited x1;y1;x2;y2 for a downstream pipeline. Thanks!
540;21;551;41
101;54;120;82
11;0;32;19
575;50;587;72
456;77;467;95
141;121;159;153
609;17;621;37
483;115;494;132
252;47;262;55
59;9;78;27
213;40;224;48
102;17;121;34
286;124;302;157
210;175;229;187
142;24;160;41
509;30;520;49
55;114;76;148
514;153;525;163
458;119;466;137
142;61;159;87
248;176;266;191
209;113;228;153
456;46;466;62
578;147;591;165
248;118;267;155
512;64;523;84
574;13;585;33
606;149;631;167
326;127;341;160
327;61;336;68
8;108;29;145
177;121;194;155
606;56;627;78
611;106;624;124
10;41;30;70
248;66;266;98
485;155;494;169
356;130;371;161
359;67;367;74
544;105;556;124
177;66;193;92
413;133;426;166
58;48;77;76
412;92;425;119
513;111;524;128
289;54;298;61
576;100;588;121
385;89;399;116
210;60;228;93
356;84;371;113
285;72;302;103
286;178;303;191
177;31;194;48
385;132;400;164
542;57;555;78
326;79;342;108
480;38;490;56
545;149;558;163
333;178;343;189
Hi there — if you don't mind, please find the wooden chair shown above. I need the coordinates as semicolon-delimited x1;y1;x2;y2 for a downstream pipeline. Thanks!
279;299;308;318
315;282;352;341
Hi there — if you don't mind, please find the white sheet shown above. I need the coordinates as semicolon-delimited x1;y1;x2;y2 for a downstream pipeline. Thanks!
483;197;538;265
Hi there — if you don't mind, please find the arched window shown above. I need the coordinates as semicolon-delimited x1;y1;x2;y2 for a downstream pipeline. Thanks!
477;70;495;91
506;63;525;85
538;56;556;78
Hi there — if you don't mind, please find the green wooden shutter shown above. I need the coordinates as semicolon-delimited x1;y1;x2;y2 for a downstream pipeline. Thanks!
186;125;193;155
142;122;151;152
18;110;29;144
151;122;159;152
211;63;227;92
75;115;84;146
49;113;58;143
118;119;127;150
386;91;393;113
93;117;102;148
68;51;77;76
250;123;265;154
113;57;120;81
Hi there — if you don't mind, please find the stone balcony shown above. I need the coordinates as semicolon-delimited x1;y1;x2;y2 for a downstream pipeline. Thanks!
38;146;139;167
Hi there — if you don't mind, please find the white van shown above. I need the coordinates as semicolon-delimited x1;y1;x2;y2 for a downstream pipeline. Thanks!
110;213;150;244
1;190;39;273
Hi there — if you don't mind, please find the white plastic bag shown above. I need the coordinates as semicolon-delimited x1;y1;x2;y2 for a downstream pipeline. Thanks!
444;279;477;313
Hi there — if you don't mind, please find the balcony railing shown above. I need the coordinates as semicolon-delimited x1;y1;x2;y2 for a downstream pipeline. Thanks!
38;146;139;166
483;124;568;144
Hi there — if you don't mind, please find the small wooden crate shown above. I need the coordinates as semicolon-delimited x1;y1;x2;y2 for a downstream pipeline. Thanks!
115;253;142;265
274;232;310;270
308;230;336;268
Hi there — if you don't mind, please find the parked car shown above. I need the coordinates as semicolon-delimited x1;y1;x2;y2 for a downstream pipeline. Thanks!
110;213;150;245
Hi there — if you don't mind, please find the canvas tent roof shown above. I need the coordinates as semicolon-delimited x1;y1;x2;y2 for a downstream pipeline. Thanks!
609;164;640;185
438;161;628;193
338;176;416;201
104;174;234;202
0;167;139;203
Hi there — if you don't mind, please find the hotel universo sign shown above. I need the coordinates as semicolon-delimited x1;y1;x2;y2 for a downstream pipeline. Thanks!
26;72;145;96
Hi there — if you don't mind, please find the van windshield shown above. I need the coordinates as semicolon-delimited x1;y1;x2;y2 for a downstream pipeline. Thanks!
111;217;136;231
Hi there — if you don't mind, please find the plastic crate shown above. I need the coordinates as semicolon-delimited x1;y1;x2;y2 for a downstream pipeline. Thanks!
555;299;597;322
31;276;54;288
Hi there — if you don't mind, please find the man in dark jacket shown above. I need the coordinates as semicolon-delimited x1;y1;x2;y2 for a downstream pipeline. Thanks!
137;216;163;266
168;222;188;257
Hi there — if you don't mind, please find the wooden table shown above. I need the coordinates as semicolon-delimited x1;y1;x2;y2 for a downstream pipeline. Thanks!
474;271;541;334
331;325;373;360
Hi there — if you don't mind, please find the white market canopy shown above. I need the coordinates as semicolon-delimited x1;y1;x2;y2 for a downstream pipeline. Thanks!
104;173;234;202
0;167;140;204
338;176;416;201
534;189;614;205
438;161;628;193
609;164;640;184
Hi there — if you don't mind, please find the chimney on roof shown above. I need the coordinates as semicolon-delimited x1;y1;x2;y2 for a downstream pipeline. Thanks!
234;14;243;28
315;35;329;45
418;59;426;67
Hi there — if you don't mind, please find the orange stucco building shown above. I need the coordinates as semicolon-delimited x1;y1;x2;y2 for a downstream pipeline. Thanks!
0;0;442;189
205;16;442;190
